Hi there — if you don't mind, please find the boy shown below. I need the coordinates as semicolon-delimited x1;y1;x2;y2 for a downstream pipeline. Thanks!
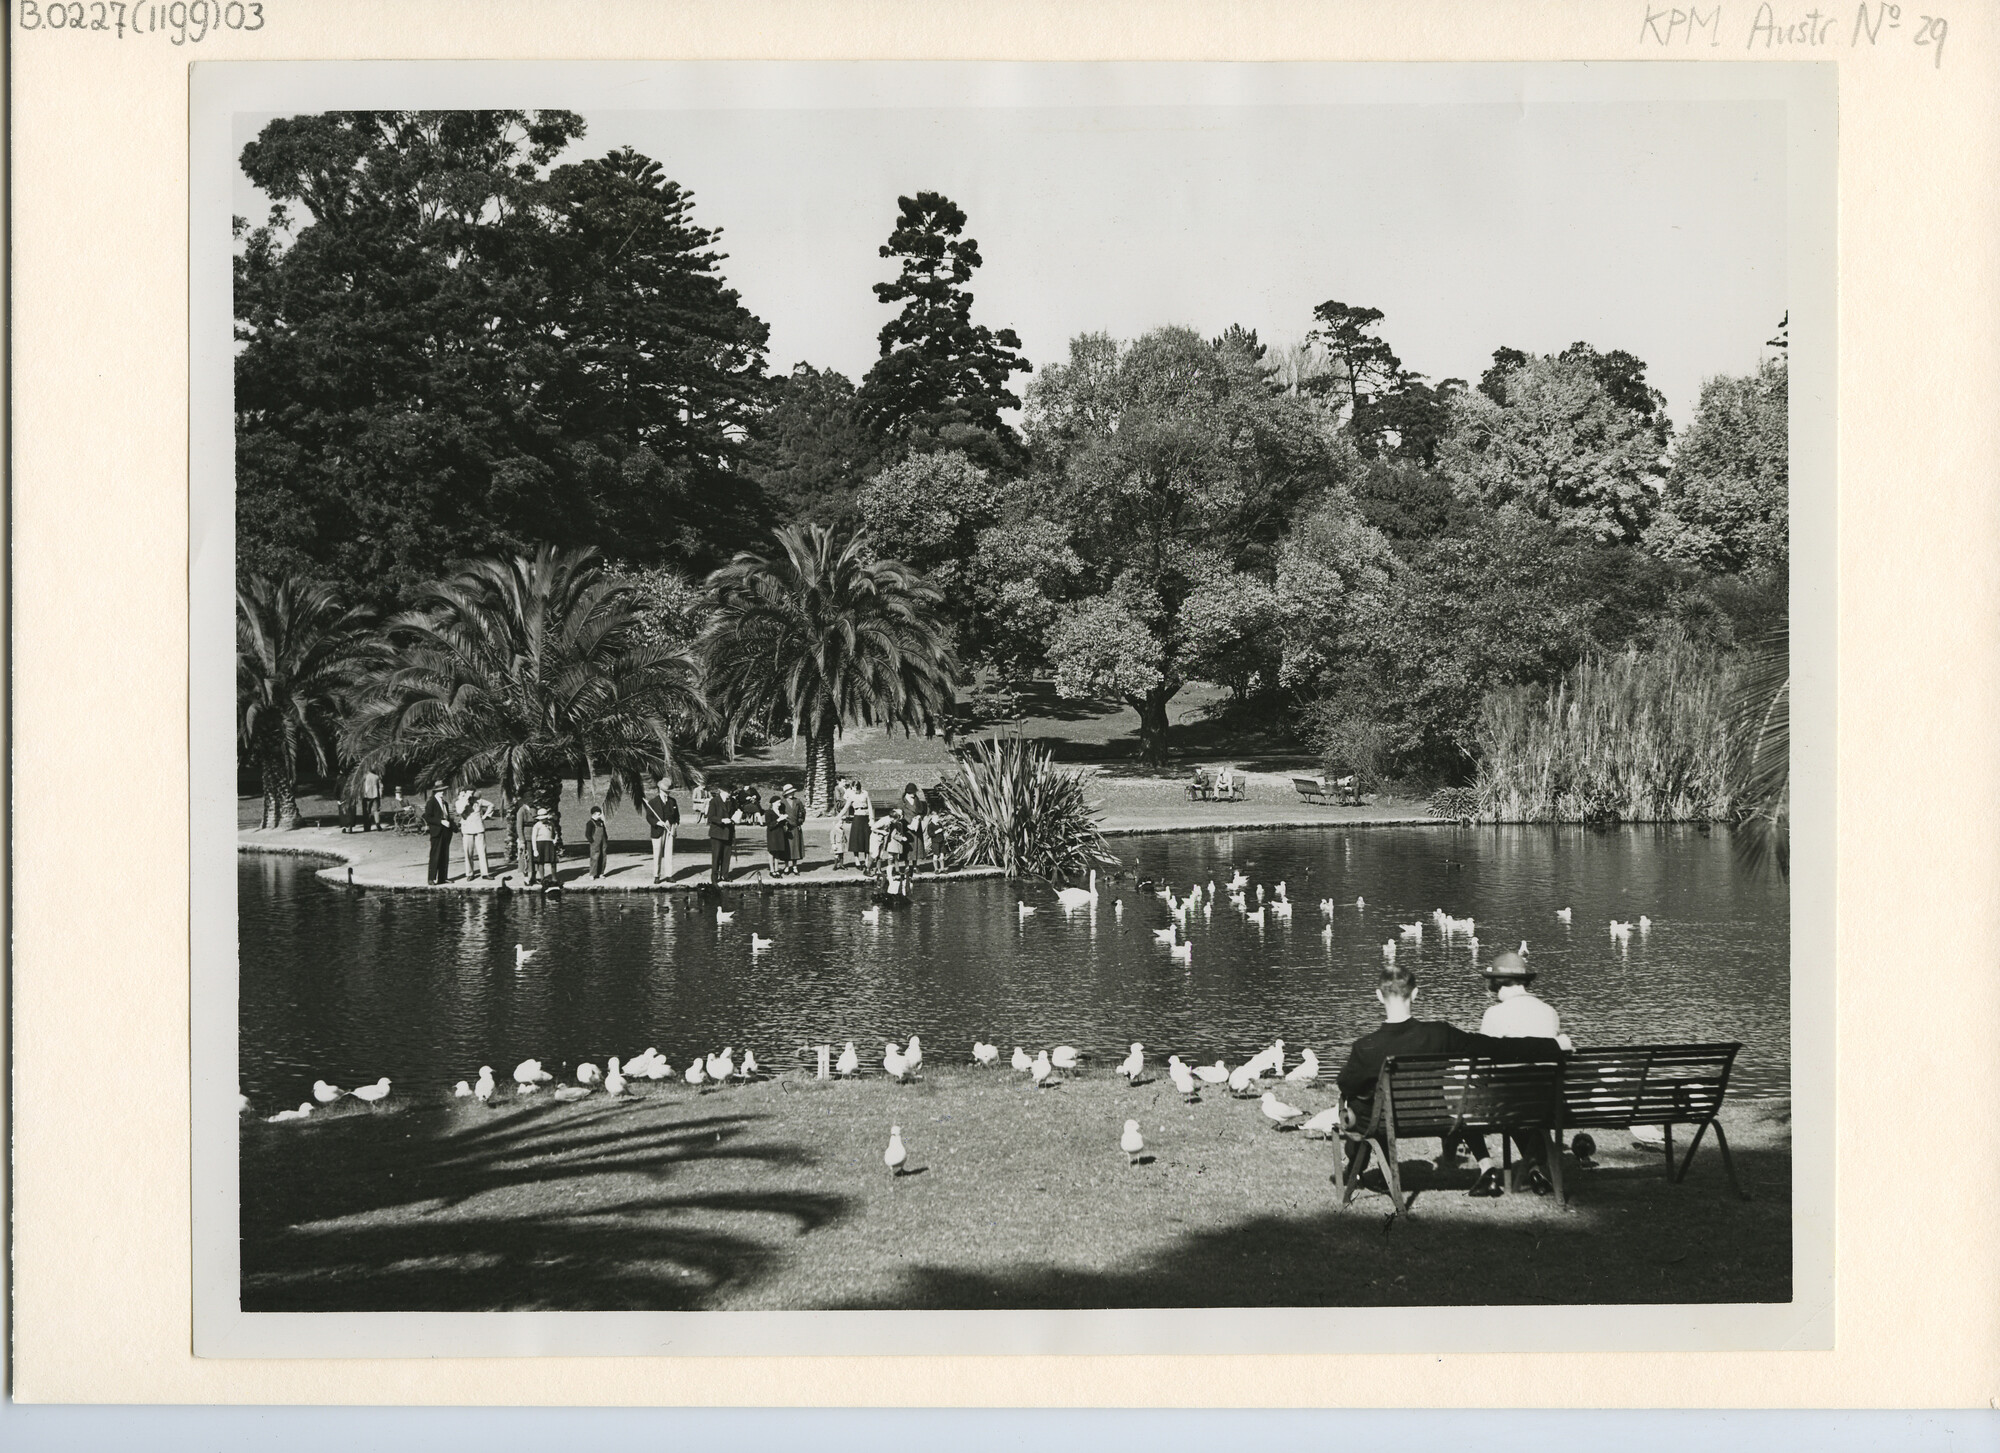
585;805;610;879
530;808;558;886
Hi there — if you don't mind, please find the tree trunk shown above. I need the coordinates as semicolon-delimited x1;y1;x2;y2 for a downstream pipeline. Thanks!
1129;683;1178;766
257;736;299;829
805;725;838;815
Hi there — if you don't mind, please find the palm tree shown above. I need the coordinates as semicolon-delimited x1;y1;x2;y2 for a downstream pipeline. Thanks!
1730;623;1789;876
700;523;958;812
343;545;707;817
238;575;374;830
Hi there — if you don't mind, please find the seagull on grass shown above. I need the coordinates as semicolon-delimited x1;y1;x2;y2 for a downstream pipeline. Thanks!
350;1077;390;1105
266;1102;313;1123
312;1080;343;1104
1286;1049;1320;1085
836;1041;859;1076
972;1041;999;1066
1260;1091;1305;1129
1116;1043;1144;1081
1122;1120;1145;1165
885;1126;908;1176
1010;1046;1031;1073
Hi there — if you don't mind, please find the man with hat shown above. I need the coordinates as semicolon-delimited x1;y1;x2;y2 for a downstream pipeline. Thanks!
422;778;455;885
1479;948;1562;1039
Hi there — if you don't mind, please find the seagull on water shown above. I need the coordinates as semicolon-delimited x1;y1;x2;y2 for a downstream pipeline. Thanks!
885;1126;908;1176
1638;915;1653;933
1268;899;1292;919
1355;896;1366;910
1556;907;1573;923
1320;897;1337;916
515;944;536;968
861;905;881;925
1116;1043;1144;1081
836;1041;859;1076
1152;924;1178;945
1382;940;1397;962
351;1077;391;1105
1018;902;1037;919
1121;1120;1145;1165
1400;922;1423;940
266;1102;313;1123
1170;940;1193;963
715;908;737;924
750;934;774;950
1260;1090;1306;1129
1609;919;1633;939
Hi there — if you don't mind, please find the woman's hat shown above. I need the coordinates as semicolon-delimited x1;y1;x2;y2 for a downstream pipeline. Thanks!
782;782;797;793
536;808;551;820
1482;950;1534;981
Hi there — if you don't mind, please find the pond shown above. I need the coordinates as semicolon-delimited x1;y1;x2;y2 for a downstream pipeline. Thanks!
238;824;1790;1107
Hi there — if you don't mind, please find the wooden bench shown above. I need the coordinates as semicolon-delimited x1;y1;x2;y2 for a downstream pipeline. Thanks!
1338;1053;1568;1214
1294;774;1364;807
1187;769;1245;802
1560;1042;1748;1199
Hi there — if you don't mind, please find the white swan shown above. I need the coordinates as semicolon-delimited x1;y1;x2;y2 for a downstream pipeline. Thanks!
1055;871;1098;910
1122;1120;1145;1164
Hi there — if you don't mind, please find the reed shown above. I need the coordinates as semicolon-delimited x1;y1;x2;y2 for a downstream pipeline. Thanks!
932;734;1120;882
1472;636;1740;823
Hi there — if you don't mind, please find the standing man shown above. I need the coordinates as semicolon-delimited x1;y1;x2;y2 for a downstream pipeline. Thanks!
781;782;808;876
422;779;455;885
707;782;736;885
642;778;679;883
585;805;611;879
360;767;383;832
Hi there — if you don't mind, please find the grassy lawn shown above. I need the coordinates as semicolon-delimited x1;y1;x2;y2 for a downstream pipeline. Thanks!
242;1066;1790;1312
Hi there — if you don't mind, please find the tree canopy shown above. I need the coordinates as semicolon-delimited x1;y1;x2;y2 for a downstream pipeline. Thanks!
235;112;773;606
1645;357;1788;575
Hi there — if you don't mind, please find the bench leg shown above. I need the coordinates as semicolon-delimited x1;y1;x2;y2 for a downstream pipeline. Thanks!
1500;1134;1516;1194
1337;1140;1362;1207
1672;1119;1710;1184
1697;1119;1751;1201
1662;1121;1675;1178
1546;1128;1568;1209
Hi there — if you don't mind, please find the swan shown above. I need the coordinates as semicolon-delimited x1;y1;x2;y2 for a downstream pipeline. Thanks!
604;1057;625;1097
1286;1049;1320;1085
1051;1045;1079;1071
1300;1106;1342;1138
1170;940;1193;963
474;1066;495;1102
972;1041;999;1066
750;934;774;950
1121;1120;1145;1165
1261;1091;1306;1128
1193;1061;1229;1086
350;1077;390;1104
312;1080;343;1104
861;906;881;925
266;1102;313;1122
515;944;536;967
577;1063;600;1084
1010;1046;1031;1073
1030;1049;1054;1086
1055;871;1098;910
1116;1043;1144;1081
836;1041;859;1076
885;1126;908;1176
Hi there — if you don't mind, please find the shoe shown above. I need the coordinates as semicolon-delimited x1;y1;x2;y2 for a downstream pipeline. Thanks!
1525;1164;1554;1197
1467;1166;1504;1198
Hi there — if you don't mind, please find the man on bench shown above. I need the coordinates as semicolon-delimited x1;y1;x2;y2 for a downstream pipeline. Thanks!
1336;964;1566;1198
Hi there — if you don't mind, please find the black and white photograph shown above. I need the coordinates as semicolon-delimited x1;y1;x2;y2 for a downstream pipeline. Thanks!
198;61;1832;1348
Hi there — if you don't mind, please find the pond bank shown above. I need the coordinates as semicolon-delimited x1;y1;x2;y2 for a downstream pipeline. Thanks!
240;1064;1791;1312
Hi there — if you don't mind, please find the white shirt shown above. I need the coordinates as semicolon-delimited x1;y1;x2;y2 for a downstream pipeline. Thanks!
1480;989;1560;1039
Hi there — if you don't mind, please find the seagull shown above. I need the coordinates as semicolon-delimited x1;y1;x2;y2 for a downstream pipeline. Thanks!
715;909;737;924
740;1050;758;1078
237;1092;250;1114
1121;1119;1145;1165
1010;1046;1031;1073
266;1102;313;1123
553;1085;590;1102
1031;1050;1054;1086
1268;899;1293;919
1300;1106;1342;1138
1051;1045;1079;1071
1228;1063;1261;1094
1383;940;1397;962
1018;902;1037;919
1152;924;1178;945
1610;919;1633;938
474;1066;495;1102
1274;881;1288;902
1320;898;1337;916
1286;1049;1320;1085
903;1035;923;1073
1400;922;1424;940
836;1042;860;1076
1208;880;1219;898
1638;915;1653;933
1116;1043;1144;1081
453;1080;473;1097
350;1077;391;1105
1055;871;1099;909
883;1042;912;1081
1321;923;1334;945
1255;885;1265;903
1355;896;1366;909
1518;941;1531;956
861;906;881;925
1260;1090;1306;1129
708;1048;736;1082
1556;907;1573;923
312;1080;343;1104
1245;907;1266;927
514;1059;551;1089
515;944;536;967
1170;940;1193;963
1114;899;1125;920
604;1057;626;1097
1227;871;1248;891
972;1041;999;1066
1194;1061;1229;1087
1169;1058;1197;1097
685;1058;707;1087
885;1126;908;1176
1467;937;1480;955
577;1063;600;1084
750;934;774;950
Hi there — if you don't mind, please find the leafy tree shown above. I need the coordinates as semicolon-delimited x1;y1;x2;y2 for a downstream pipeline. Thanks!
342;545;707;813
1478;346;1532;403
1644;357;1788;574
235;113;772;604
1349;458;1477;544
607;561;709;654
1366;374;1467;465
855;191;1031;455
744;363;885;528
237;575;376;829
698;523;958;811
1271;490;1398;694
1437;349;1671;543
1304;300;1403;423
1024;326;1349;761
968;517;1085;676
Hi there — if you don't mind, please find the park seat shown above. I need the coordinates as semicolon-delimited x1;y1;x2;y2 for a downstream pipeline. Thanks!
1338;1052;1567;1215
1293;775;1335;806
1560;1042;1748;1199
1185;769;1215;801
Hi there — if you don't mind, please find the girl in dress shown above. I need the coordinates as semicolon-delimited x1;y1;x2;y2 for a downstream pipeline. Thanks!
841;778;873;869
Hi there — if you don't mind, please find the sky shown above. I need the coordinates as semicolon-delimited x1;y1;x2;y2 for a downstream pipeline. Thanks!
235;99;1788;432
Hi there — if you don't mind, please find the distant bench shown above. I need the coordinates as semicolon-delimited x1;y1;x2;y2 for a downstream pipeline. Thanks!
1336;1041;1746;1215
1293;774;1364;807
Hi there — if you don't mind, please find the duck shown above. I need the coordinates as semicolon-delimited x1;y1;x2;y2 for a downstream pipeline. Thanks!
861;905;882;925
474;1066;495;1102
312;1079;343;1104
1556;906;1573;923
1300;1106;1342;1138
1010;1046;1031;1073
350;1077;391;1105
1050;1045;1079;1071
266;1102;313;1123
1030;1050;1055;1086
1116;1043;1144;1081
1286;1049;1320;1085
515;944;536;968
1260;1090;1306;1129
1170;940;1193;963
883;1042;912;1081
1121;1120;1145;1165
885;1126;908;1176
1054;871;1099;910
1193;1061;1229;1087
604;1057;626;1097
1018;902;1037;919
972;1041;999;1066
750;933;774;950
836;1041;860;1076
576;1063;600;1085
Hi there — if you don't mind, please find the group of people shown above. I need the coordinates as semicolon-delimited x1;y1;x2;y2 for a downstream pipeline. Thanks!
1334;950;1572;1198
836;778;939;899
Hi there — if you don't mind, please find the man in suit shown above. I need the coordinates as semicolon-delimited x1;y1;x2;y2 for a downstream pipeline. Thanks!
642;778;679;883
360;769;383;831
706;783;735;885
1337;964;1565;1197
423;779;455;885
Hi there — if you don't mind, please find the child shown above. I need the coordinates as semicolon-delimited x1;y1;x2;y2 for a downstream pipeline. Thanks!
585;805;610;879
531;808;558;886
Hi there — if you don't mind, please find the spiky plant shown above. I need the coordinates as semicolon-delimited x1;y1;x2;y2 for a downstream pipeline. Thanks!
342;545;707;814
932;733;1120;881
1728;624;1789;876
237;574;375;829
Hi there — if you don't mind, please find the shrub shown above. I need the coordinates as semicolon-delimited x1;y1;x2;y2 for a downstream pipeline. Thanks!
932;734;1120;881
1428;787;1478;820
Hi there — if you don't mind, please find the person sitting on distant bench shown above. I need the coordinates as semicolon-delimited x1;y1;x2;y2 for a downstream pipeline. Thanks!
1336;965;1565;1198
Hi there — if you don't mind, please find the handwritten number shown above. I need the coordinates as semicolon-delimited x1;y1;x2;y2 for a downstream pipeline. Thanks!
245;0;260;27
1915;14;1947;66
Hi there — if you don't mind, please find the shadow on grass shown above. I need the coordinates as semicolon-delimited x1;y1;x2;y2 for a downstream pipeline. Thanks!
241;1100;849;1311
834;1143;1793;1311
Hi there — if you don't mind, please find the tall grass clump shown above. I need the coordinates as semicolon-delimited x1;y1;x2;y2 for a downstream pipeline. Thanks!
932;734;1120;882
1473;635;1740;823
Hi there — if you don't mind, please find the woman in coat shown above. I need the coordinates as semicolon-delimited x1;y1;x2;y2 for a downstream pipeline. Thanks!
763;792;795;876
